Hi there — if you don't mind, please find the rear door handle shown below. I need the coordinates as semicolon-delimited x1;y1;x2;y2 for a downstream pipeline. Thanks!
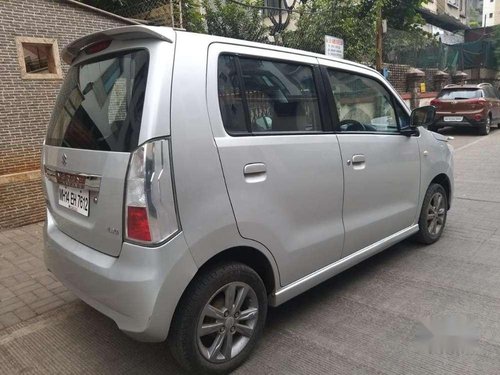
244;163;266;175
351;154;365;164
243;163;267;183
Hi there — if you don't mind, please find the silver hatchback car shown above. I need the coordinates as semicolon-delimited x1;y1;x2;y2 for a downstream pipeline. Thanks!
43;26;454;373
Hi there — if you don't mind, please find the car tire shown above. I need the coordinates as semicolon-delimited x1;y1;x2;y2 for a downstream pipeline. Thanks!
427;125;438;132
414;183;448;245
478;115;491;136
169;262;268;374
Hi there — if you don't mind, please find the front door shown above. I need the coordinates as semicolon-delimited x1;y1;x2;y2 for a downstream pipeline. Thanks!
320;62;421;257
207;45;345;285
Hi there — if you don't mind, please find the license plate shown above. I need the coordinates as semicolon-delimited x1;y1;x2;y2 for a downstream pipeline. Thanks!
58;185;90;216
444;116;463;122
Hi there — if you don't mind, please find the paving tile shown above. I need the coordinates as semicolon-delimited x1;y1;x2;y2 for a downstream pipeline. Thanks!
46;281;64;291
35;275;57;287
14;306;36;321
57;291;77;303
0;297;25;315
0;276;18;289
29;295;62;311
49;285;67;295
33;299;66;315
0;286;15;301
0;312;20;328
32;288;53;300
12;282;40;296
13;272;32;284
10;280;37;293
18;291;38;305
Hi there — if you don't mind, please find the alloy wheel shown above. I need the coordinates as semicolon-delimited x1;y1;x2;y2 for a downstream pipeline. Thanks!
197;282;259;363
426;192;446;236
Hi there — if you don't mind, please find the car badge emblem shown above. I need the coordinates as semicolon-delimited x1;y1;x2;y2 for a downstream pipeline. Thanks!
62;153;68;166
452;101;457;105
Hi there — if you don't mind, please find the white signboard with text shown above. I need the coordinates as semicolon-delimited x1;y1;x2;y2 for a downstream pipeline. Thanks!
324;35;344;59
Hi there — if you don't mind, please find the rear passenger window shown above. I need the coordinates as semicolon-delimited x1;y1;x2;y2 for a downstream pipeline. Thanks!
327;70;399;133
217;55;322;134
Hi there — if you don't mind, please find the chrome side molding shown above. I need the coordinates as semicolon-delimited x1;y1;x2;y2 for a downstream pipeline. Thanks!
269;225;419;306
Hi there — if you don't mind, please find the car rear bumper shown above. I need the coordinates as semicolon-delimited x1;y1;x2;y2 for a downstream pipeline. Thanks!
43;210;197;342
433;117;486;128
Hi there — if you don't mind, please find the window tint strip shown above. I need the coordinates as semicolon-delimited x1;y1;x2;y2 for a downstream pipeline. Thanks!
234;56;253;134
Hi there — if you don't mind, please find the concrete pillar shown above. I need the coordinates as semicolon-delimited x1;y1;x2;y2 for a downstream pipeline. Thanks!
451;71;468;85
433;70;450;92
406;68;425;110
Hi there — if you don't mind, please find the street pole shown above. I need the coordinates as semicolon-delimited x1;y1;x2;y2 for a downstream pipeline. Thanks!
375;3;383;71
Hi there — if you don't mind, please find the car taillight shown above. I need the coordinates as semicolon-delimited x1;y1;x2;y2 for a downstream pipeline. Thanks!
125;138;179;244
127;206;151;242
468;98;487;105
467;98;486;110
430;99;440;107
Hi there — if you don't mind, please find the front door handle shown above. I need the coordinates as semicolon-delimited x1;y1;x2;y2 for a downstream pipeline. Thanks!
348;154;366;170
244;163;267;183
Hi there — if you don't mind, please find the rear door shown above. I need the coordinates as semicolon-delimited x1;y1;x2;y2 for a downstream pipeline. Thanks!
207;44;345;286
319;60;421;257
43;38;173;257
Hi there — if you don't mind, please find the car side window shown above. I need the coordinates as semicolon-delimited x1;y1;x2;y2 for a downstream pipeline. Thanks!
327;69;399;133
217;54;323;134
239;57;322;133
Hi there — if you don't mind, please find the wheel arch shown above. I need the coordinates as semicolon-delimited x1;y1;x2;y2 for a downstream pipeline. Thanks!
430;173;452;209
195;246;277;295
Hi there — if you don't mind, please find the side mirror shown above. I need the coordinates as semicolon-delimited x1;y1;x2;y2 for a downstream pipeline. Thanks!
410;105;436;128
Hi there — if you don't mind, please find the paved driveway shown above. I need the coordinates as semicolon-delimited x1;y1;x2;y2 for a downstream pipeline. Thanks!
2;128;500;374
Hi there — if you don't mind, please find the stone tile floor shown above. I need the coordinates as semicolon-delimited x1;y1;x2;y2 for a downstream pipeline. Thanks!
0;222;76;330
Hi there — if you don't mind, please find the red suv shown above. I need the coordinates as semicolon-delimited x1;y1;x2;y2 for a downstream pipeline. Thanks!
430;83;500;135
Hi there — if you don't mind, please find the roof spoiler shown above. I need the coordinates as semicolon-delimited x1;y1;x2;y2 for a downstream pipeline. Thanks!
62;25;174;64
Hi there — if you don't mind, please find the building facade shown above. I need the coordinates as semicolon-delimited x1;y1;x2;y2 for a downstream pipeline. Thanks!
0;0;134;229
483;0;500;26
420;0;470;44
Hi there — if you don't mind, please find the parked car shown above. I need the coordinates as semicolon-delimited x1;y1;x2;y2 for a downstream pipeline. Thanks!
430;83;500;135
43;26;454;374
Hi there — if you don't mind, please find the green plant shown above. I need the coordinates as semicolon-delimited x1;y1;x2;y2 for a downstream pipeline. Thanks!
201;0;269;41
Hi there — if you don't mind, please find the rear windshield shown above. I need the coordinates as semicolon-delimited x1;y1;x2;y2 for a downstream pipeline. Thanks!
46;50;149;152
437;89;482;100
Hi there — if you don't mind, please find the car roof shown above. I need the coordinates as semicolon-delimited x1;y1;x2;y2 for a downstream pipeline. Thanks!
64;25;380;77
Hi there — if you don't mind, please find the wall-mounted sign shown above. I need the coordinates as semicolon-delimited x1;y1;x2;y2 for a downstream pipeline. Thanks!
325;35;344;59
